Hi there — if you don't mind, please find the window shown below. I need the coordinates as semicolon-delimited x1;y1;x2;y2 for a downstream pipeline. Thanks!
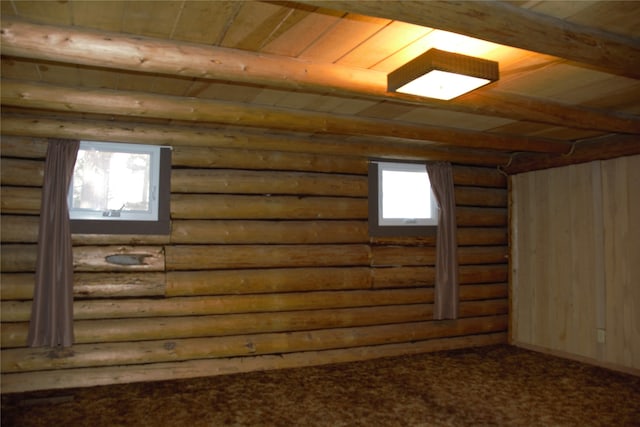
368;161;438;237
68;141;171;235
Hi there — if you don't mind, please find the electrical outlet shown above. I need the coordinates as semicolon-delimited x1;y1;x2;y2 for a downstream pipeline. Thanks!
597;329;606;344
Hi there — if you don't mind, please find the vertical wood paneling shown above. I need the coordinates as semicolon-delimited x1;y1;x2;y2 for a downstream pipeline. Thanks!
602;155;640;369
511;155;639;371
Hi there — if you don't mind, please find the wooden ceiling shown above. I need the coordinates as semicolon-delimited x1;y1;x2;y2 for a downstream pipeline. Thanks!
1;0;639;173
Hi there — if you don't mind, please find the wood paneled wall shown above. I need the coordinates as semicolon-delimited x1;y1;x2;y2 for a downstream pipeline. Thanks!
511;155;640;372
1;129;508;393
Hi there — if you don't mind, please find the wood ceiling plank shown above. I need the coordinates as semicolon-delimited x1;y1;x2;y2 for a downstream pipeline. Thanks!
567;1;640;38
274;92;326;110
170;1;238;45
0;58;41;81
494;63;622;101
197;82;263;104
220;1;290;50
261;8;345;57
149;75;195;97
121;0;183;39
252;89;290;107
71;0;126;32
395;108;515;132
2;18;638;134
581;84;640;113
1;1;17;18
356;101;417;120
337;21;430;69
299;13;390;63
1;79;570;153
300;0;640;78
12;0;71;25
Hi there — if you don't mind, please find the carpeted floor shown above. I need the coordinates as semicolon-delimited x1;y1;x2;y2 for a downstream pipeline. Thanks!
2;344;639;426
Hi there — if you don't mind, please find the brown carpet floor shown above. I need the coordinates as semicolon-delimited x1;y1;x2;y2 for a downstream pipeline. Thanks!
2;344;639;426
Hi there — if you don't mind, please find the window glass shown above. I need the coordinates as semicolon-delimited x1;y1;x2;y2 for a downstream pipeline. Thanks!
69;141;170;235
369;161;438;237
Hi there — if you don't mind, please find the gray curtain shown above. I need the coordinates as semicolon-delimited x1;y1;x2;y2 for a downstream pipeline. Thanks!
27;138;80;347
426;162;459;320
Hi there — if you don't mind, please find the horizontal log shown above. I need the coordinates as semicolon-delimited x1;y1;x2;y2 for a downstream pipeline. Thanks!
459;283;507;301
5;17;636;135
2;288;430;322
0;244;37;272
171;169;367;197
457;206;507;226
0;116;511;166
452;165;506;188
74;246;165;272
370;226;507;247
0;268;506;302
0;135;48;159
0;332;507;393
166;267;372;296
172;145;367;174
460;264;508;284
458;246;508;265
0;215;39;243
0;186;41;214
170;220;367;244
171;194;367;219
1;314;506;373
372;266;434;288
0;158;43;186
371;246;435;267
1;215;505;246
0;272;165;301
0;244;167;274
165;244;371;270
455;186;507;207
371;245;507;267
1;79;567;154
457;227;508;246
2;303;435;347
0;215;170;244
505;134;640;174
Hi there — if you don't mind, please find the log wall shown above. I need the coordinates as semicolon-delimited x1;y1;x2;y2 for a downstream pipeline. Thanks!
511;155;640;372
0;129;509;393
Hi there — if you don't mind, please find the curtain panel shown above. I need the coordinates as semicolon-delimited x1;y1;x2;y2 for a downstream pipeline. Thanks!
27;139;80;347
426;162;459;320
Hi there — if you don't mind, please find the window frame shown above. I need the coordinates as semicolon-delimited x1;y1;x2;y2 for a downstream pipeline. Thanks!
69;141;171;235
368;160;438;237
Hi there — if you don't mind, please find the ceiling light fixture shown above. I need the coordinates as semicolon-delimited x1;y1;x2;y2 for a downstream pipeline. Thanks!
388;48;499;100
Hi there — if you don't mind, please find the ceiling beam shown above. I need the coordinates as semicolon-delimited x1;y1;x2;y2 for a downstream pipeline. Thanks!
2;18;638;135
504;134;640;174
0;115;511;167
1;79;570;154
299;0;640;79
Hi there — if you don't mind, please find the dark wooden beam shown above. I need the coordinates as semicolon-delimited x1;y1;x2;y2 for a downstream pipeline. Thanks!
1;79;570;154
2;18;638;134
300;0;640;79
504;134;640;174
